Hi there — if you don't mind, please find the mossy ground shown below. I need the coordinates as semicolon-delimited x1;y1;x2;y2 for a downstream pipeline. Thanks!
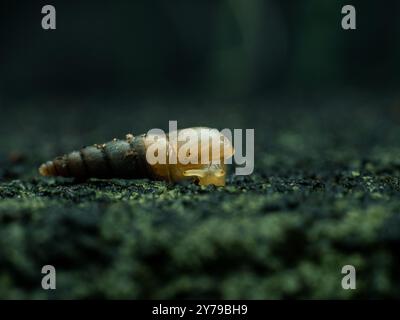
1;97;400;299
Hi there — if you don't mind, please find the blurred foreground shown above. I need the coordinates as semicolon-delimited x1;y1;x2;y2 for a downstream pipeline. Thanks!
1;95;400;298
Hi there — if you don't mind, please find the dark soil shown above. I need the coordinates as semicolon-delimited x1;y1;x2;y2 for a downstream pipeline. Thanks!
1;96;400;299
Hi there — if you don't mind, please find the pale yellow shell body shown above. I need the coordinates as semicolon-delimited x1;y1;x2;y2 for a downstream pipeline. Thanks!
144;127;234;186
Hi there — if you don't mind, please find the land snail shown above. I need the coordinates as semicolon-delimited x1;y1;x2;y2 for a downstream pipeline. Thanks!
39;127;235;186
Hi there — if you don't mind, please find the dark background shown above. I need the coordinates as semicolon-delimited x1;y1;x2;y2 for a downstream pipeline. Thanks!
1;0;399;102
1;1;400;299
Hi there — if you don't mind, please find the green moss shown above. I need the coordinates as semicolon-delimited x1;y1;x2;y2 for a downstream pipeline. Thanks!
1;101;400;298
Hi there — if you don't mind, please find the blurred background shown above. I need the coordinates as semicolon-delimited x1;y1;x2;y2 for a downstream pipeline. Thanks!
1;0;400;178
1;0;399;102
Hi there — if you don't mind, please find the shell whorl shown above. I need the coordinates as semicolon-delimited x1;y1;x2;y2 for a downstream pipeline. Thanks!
39;128;235;186
39;134;150;179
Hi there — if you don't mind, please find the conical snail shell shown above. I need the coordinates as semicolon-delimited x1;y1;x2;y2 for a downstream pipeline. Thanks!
39;127;234;186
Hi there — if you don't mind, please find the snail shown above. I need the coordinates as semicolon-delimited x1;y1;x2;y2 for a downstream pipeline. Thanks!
39;127;234;186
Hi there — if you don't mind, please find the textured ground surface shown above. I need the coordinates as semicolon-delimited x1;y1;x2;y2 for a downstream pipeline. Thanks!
1;96;400;299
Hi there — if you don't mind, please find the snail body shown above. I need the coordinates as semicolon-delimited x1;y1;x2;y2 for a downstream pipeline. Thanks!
39;127;234;186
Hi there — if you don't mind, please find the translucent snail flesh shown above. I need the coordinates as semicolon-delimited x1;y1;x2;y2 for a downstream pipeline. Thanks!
39;127;234;186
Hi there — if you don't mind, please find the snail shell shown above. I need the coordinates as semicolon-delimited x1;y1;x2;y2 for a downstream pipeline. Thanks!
39;127;234;186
